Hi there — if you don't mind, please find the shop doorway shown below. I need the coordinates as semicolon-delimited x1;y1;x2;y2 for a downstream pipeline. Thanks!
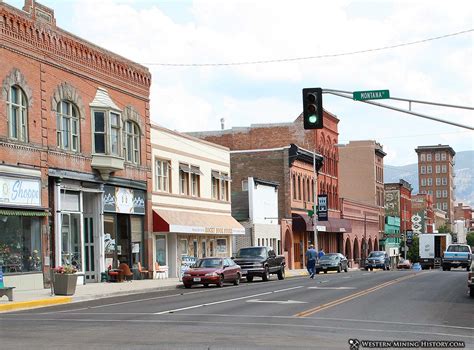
83;217;96;282
61;213;82;270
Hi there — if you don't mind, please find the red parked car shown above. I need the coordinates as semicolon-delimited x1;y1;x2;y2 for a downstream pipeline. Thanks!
182;257;242;288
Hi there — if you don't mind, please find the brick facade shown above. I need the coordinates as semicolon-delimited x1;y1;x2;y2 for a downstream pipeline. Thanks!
0;1;152;287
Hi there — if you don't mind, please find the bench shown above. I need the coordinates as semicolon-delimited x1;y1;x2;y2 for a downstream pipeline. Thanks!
0;287;15;301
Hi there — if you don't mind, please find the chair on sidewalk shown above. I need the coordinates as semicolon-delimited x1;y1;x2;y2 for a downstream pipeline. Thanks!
154;262;168;279
137;262;150;280
119;263;133;281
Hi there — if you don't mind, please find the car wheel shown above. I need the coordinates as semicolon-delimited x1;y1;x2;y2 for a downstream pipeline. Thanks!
217;275;224;288
277;266;285;280
233;273;241;285
184;283;192;289
370;267;373;271
324;270;328;274
315;270;320;274
470;288;474;298
447;267;451;271
344;266;348;273
337;265;341;273
246;275;254;282
467;266;471;272
365;267;369;271
203;283;209;288
262;266;270;281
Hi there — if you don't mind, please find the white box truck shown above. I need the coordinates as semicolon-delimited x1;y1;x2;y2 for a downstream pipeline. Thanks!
419;233;452;269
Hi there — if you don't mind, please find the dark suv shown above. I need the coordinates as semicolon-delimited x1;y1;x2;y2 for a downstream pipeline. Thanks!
365;251;390;271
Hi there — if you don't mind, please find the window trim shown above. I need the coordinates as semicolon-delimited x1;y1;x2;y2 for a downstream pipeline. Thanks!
124;120;140;164
92;108;122;156
57;100;80;152
154;158;171;193
7;85;28;142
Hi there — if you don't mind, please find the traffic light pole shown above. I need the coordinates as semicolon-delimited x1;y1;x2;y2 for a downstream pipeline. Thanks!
323;89;474;131
313;150;320;260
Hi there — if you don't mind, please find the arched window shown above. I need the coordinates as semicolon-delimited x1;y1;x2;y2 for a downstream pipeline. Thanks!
56;100;80;151
292;174;297;200
7;85;28;142
124;120;140;164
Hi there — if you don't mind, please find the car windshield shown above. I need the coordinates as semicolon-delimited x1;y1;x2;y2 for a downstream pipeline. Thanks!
196;259;222;268
368;252;385;258
447;245;470;253
320;254;338;260
236;248;266;258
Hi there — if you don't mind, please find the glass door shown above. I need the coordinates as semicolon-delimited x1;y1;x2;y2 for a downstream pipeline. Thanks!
61;213;82;270
84;217;96;282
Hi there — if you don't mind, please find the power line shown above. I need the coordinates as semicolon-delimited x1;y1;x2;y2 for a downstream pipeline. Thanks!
142;29;473;67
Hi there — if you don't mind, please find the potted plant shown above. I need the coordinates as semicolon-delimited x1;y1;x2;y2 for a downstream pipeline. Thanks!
53;265;78;295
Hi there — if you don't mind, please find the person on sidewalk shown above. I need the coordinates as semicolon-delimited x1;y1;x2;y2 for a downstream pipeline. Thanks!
318;249;325;260
305;245;317;279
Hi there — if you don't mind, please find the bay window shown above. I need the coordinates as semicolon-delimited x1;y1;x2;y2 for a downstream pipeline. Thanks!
93;110;122;156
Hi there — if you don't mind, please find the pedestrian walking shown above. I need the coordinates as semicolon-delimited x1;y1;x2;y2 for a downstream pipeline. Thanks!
305;245;317;278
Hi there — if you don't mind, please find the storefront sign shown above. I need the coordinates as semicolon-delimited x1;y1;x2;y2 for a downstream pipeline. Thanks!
170;224;244;235
317;194;328;221
0;176;41;207
103;186;145;215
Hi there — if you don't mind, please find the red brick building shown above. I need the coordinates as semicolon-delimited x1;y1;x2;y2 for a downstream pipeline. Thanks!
454;203;474;232
411;193;434;234
385;180;413;236
0;1;152;289
229;144;326;269
340;198;379;267
190;112;350;268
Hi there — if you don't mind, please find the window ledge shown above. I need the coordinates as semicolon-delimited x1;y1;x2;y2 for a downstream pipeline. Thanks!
91;154;124;180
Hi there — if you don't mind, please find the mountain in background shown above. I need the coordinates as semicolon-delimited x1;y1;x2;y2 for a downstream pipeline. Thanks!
384;150;474;206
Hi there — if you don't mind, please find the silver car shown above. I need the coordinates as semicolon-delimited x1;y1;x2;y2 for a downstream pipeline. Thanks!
315;253;349;274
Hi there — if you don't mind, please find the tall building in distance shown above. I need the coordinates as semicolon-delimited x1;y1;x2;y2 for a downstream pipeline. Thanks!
338;140;386;235
415;145;456;225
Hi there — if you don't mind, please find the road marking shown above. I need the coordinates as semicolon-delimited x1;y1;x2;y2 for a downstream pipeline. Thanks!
342;276;351;279
295;272;424;317
154;291;273;314
308;287;356;290
319;280;329;283
272;286;304;293
246;299;307;304
2;317;472;339
158;313;474;332
362;273;372;275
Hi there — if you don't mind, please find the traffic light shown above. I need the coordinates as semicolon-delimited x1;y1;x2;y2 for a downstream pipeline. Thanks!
302;88;323;129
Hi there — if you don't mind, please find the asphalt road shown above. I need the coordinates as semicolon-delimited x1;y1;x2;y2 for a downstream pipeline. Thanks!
1;269;472;350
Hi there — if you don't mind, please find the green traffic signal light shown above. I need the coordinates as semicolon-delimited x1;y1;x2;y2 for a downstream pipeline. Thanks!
302;88;323;129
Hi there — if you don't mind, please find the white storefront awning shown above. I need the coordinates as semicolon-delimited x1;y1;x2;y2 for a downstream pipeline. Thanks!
153;209;245;235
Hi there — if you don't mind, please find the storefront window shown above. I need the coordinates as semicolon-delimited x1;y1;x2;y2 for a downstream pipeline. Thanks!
104;215;117;268
155;235;166;266
131;216;143;265
61;213;81;270
216;238;227;254
180;239;188;256
0;216;41;274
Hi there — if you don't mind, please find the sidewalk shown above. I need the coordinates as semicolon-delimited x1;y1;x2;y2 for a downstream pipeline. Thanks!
0;268;361;313
0;277;181;313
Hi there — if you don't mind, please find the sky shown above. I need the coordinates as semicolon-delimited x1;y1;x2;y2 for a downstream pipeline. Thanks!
8;0;474;165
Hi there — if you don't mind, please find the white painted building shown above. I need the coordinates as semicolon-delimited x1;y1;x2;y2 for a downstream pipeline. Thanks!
453;220;467;244
232;177;281;255
151;124;244;278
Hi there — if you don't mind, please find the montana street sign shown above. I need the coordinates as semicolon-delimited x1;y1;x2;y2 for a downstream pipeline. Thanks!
353;89;390;101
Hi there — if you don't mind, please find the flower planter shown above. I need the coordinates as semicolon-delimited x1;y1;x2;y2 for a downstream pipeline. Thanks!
53;273;78;296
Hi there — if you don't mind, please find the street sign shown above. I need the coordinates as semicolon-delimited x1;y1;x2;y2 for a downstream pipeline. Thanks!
317;194;328;221
307;209;314;217
353;89;390;101
406;230;414;244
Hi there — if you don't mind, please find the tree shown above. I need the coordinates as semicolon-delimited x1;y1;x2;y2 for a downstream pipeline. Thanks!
407;236;420;263
438;225;450;233
467;232;474;248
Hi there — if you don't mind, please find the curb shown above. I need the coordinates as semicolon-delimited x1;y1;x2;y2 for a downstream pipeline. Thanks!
0;296;72;313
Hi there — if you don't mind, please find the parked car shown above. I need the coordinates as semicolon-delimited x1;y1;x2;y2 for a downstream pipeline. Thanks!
468;261;474;298
397;258;412;269
182;257;241;288
315;253;348;274
232;246;285;282
365;251;391;271
442;244;472;271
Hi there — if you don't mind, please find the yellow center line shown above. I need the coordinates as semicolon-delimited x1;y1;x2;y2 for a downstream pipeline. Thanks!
295;272;425;318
